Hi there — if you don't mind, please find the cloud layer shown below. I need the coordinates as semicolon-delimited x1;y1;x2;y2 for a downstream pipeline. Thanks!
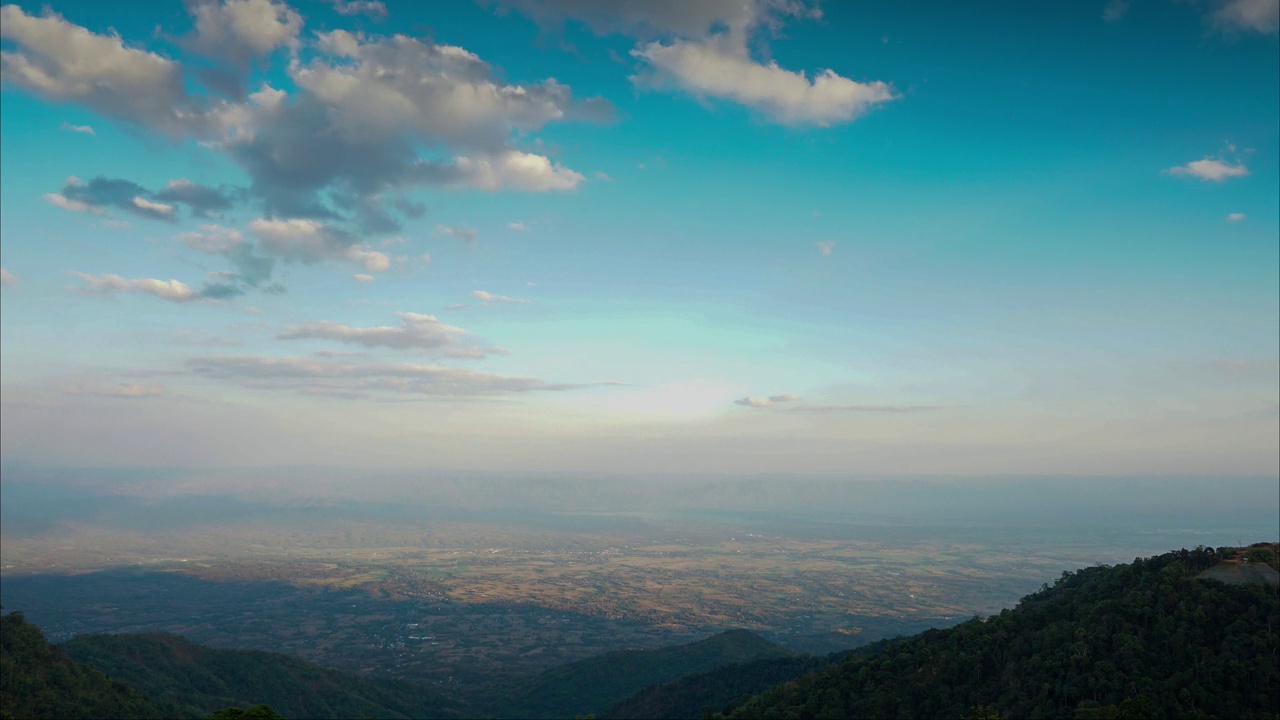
187;354;607;398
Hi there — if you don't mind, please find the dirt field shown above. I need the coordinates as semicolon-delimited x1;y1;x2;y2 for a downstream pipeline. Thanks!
1198;562;1280;586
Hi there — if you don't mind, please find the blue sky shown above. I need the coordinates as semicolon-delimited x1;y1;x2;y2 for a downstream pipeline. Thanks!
1;0;1276;475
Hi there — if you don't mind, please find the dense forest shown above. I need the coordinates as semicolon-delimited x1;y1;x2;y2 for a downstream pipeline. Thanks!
58;632;465;720
722;546;1280;719
605;653;837;719
0;611;462;720
490;629;792;719
0;609;167;720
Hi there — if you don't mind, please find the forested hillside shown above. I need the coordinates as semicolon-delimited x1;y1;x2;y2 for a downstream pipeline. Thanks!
492;629;792;719
0;610;167;720
60;632;467;720
725;547;1280;719
605;653;835;719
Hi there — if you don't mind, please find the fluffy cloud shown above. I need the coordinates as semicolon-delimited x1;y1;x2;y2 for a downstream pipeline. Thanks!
6;5;607;236
155;179;240;217
446;150;586;191
473;290;529;304
0;268;16;288
1211;0;1279;33
508;221;529;231
633;37;896;126
187;354;603;397
45;176;239;221
1166;157;1250;182
247;217;388;271
734;394;801;408
178;224;278;296
211;29;604;226
816;240;835;256
60;121;94;135
1226;212;1247;222
71;272;198;302
353;273;375;283
187;0;303;63
279;312;487;356
55;177;174;220
70;269;255;303
0;5;195;135
500;0;891;127
44;191;105;215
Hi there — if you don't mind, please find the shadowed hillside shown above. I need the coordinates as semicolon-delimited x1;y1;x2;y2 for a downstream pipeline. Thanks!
492;629;792;719
60;632;468;720
0;610;167;720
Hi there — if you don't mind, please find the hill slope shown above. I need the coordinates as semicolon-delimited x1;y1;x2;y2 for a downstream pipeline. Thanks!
0;610;167;720
493;629;792;719
60;632;468;720
725;546;1280;719
605;653;835;720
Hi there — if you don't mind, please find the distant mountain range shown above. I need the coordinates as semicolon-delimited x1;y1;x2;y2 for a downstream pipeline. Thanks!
3;543;1276;720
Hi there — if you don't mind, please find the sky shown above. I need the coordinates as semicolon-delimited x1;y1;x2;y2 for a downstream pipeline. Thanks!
0;0;1277;476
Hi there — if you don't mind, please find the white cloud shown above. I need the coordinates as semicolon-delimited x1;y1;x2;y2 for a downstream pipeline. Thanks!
44;192;105;215
353;273;375;283
633;37;896;126
1212;0;1279;33
435;224;479;243
1166;157;1250;182
132;196;177;218
344;246;392;271
816;240;835;256
248;218;340;260
4;7;607;237
511;0;895;127
473;290;530;304
187;0;303;63
279;312;479;352
508;221;529;231
1226;212;1247;222
60;121;95;135
0;268;16;288
445;150;586;191
0;5;194;135
245;217;386;271
71;272;198;302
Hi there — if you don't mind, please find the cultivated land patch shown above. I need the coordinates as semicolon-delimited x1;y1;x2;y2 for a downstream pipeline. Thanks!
1198;562;1280;586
